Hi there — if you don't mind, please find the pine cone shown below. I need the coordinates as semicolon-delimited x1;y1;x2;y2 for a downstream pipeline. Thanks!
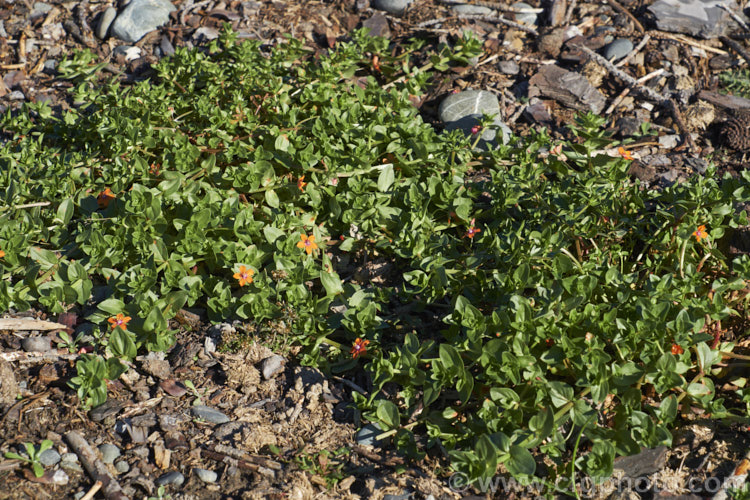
722;112;750;151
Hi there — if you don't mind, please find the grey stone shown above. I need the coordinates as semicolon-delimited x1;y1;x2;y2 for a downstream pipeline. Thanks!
193;467;218;483
512;1;538;25
191;405;231;424
21;337;51;352
498;59;519;75
647;0;742;39
452;4;493;15
372;0;412;15
31;2;53;17
110;0;176;43
98;443;121;464
155;470;185;487
355;423;384;447
61;453;79;464
383;494;412;500
39;448;61;467
613;446;668;479
114;459;130;474
603;38;634;61
60;458;84;474
659;134;680;149
362;13;391;38
97;7;117;39
438;90;511;149
159;36;175;57
260;355;285;380
0;20;6;39
50;469;69;485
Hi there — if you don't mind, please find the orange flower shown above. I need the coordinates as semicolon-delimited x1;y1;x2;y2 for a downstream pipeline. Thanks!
97;187;116;209
233;265;254;286
465;218;481;239
0;249;5;259
693;225;708;242
108;313;131;330
297;233;318;255
350;338;370;358
671;343;684;355
297;175;307;191
617;147;634;161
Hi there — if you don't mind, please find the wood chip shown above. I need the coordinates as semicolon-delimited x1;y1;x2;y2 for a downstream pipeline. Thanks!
0;318;69;331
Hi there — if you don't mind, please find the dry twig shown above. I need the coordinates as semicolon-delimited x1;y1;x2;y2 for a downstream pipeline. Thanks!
606;0;644;32
720;35;750;68
65;431;129;500
571;42;696;151
457;13;539;35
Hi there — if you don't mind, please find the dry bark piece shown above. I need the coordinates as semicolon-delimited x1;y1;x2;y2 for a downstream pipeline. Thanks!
0;318;69;331
528;64;607;114
721;113;750;150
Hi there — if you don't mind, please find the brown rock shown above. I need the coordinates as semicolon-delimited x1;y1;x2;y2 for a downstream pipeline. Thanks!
538;27;566;57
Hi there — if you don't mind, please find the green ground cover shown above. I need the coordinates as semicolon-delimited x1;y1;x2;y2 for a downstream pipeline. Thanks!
2;27;750;492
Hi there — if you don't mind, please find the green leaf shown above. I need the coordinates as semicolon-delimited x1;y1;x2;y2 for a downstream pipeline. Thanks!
55;199;74;225
265;189;280;208
506;445;535;477
320;269;344;296
376;400;400;429
96;298;127;316
377;164;394;192
143;307;166;332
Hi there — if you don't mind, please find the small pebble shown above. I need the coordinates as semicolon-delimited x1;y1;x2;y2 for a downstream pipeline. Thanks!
372;0;412;15
98;443;121;464
114;459;130;474
511;1;538;26
51;469;69;485
155;470;185;487
21;337;51;352
191;405;230;424
39;448;61;467
355;423;384;447
193;467;218;483
498;60;519;75
159;36;175;57
603;38;634;61
260;355;285;380
97;7;117;39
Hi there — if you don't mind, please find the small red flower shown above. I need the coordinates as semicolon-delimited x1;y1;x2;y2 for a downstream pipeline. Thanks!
350;338;370;358
0;249;5;259
618;147;634;161
465;218;481;239
693;225;708;242
108;313;131;330
297;175;307;191
671;343;684;355
471;125;482;135
97;188;116;209
297;234;319;255
233;265;254;286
